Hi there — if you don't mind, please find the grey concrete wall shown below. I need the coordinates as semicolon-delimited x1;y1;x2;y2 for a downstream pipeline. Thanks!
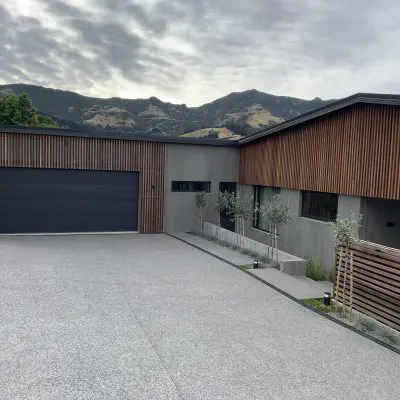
241;185;362;271
165;144;239;232
360;197;400;249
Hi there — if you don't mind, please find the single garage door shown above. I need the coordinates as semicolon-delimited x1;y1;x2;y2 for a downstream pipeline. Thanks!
0;167;139;233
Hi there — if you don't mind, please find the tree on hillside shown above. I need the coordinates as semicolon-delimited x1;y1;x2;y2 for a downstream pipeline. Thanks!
0;91;58;128
0;91;20;125
18;93;37;125
37;115;58;127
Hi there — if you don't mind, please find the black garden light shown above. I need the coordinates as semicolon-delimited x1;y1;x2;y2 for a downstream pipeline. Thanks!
323;292;331;306
253;261;259;269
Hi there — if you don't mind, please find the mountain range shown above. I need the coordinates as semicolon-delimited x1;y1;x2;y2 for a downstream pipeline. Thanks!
0;84;334;139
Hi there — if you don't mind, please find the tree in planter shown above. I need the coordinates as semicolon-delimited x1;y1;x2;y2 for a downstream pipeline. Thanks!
225;191;253;248
194;191;208;232
259;195;292;264
328;212;363;317
212;190;229;241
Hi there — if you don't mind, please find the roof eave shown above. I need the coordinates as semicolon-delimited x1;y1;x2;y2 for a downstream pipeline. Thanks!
0;125;240;147
239;95;400;145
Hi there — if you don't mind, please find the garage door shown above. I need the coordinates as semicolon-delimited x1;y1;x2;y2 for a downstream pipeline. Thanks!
0;167;139;233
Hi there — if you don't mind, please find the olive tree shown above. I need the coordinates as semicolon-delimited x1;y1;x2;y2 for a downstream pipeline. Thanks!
329;212;363;316
259;195;292;263
225;191;253;248
212;191;229;241
194;191;208;231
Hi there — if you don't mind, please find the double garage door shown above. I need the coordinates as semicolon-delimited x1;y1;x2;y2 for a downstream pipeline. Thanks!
0;167;139;234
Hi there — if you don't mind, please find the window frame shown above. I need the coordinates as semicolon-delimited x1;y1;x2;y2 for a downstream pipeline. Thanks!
252;185;281;231
171;180;211;193
301;190;338;222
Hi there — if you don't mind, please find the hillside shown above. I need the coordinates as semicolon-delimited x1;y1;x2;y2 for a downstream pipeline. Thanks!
181;127;242;140
0;84;333;137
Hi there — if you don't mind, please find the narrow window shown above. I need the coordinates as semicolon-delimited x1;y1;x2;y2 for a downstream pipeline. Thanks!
253;186;281;231
171;181;211;193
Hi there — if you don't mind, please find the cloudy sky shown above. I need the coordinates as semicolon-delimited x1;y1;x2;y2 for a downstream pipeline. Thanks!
1;0;400;106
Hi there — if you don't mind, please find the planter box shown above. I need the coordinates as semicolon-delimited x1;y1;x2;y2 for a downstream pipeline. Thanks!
201;222;306;276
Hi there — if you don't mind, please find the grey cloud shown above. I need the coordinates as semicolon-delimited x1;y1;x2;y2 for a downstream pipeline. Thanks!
2;0;400;104
100;0;168;35
1;0;181;89
40;0;87;19
68;19;144;80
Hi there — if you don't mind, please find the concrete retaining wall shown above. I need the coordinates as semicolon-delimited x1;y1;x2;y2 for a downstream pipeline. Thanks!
201;222;306;276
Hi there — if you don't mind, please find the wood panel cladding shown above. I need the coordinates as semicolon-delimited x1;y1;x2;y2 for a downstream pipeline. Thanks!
335;241;400;331
0;132;165;233
240;104;400;200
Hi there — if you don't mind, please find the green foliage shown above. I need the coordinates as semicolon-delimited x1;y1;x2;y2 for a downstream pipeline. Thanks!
259;194;292;228
258;195;292;263
37;115;59;128
305;256;327;281
0;91;21;125
225;191;253;222
18;92;37;125
0;83;332;135
194;191;207;209
212;191;229;213
328;212;363;248
0;91;58;128
303;298;337;314
194;191;208;230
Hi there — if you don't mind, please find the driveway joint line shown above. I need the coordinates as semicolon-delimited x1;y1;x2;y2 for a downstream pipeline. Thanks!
119;288;185;400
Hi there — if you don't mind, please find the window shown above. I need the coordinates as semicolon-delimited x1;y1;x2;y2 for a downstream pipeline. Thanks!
253;186;281;230
171;181;211;193
301;190;338;221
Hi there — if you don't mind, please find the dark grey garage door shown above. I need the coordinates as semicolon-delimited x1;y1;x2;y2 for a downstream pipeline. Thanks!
0;167;139;233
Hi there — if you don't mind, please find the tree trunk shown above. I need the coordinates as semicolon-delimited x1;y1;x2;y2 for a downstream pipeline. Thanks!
349;250;354;319
216;215;220;242
274;226;278;264
242;218;245;248
342;246;349;318
236;218;240;248
334;247;343;314
239;217;243;248
268;223;272;260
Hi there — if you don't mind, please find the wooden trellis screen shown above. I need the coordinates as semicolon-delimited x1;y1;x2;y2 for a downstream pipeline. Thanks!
335;240;400;331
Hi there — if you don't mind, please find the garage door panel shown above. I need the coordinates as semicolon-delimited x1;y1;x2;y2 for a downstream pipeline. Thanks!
0;167;139;233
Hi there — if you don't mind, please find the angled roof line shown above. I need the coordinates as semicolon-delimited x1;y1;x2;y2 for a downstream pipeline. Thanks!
0;125;240;147
239;93;400;144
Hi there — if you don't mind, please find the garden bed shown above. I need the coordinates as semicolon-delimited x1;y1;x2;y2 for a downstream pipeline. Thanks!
195;222;306;276
303;298;400;351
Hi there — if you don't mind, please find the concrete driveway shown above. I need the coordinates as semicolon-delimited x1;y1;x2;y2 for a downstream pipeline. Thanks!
0;234;398;399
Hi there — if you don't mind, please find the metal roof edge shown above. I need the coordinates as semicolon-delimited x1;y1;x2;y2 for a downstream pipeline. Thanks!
0;125;240;147
239;93;400;145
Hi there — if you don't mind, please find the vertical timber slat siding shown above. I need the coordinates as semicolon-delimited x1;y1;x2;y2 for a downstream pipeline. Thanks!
0;132;165;233
239;104;400;200
335;241;400;331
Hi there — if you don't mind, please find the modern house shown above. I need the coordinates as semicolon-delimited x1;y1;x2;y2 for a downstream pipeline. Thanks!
1;93;399;270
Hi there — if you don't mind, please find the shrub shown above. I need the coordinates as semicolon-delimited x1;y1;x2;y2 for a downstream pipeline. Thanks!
305;256;327;281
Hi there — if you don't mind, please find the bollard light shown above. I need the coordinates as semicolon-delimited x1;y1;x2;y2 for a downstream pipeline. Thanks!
323;292;331;306
253;261;259;269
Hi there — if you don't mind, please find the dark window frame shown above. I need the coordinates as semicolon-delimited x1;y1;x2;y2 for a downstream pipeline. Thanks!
252;185;281;231
301;190;338;222
171;181;211;193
